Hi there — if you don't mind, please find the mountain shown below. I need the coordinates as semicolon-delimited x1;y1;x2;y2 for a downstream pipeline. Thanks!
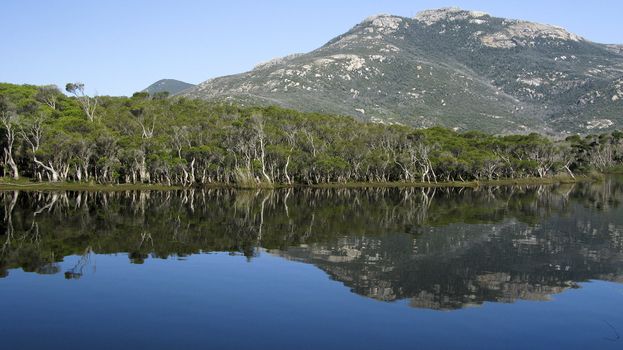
179;8;623;134
606;44;623;55
143;79;194;95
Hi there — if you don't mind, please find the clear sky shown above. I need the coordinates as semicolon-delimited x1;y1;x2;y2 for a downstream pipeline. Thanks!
2;0;622;96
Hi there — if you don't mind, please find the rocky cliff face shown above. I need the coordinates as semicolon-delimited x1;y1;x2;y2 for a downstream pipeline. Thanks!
180;8;623;134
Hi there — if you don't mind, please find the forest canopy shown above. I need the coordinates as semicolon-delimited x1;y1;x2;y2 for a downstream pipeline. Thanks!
1;82;622;186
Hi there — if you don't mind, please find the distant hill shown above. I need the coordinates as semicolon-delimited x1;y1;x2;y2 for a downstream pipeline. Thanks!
180;8;623;134
143;79;194;95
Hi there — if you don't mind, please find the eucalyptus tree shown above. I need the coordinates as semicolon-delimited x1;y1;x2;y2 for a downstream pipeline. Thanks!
35;85;62;110
65;82;98;122
252;113;272;184
0;109;19;179
18;114;44;180
1;82;623;187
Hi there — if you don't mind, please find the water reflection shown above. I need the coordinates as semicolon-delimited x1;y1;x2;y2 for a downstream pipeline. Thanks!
2;177;623;310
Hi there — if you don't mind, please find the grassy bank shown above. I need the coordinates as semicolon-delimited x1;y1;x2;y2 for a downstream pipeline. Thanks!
605;165;623;174
0;178;182;191
310;174;597;189
0;174;600;192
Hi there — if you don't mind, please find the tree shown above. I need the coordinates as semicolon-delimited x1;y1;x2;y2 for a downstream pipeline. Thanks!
252;114;272;184
65;82;98;121
1;82;622;187
35;85;61;110
130;102;160;140
0;106;19;179
18;114;44;180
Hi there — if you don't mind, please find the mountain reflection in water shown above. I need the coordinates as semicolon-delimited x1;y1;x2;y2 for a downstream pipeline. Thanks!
1;177;623;310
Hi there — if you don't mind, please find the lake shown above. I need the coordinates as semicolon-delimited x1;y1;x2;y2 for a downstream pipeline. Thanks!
1;178;623;349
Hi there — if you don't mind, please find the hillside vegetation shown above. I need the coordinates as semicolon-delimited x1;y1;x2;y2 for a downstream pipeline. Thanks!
1;82;622;187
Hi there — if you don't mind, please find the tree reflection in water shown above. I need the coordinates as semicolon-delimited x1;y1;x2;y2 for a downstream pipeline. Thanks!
1;177;623;309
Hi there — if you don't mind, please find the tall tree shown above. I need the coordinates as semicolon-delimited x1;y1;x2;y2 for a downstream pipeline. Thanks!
65;82;98;121
0;97;19;179
1;112;19;180
35;85;61;110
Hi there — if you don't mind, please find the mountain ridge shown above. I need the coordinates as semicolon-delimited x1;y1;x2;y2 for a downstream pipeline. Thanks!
179;8;623;134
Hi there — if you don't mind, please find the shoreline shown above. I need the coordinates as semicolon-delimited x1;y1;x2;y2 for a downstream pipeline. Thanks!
0;174;600;192
0;181;183;192
308;175;592;189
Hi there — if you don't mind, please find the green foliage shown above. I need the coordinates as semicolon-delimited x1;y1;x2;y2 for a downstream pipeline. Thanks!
0;82;622;187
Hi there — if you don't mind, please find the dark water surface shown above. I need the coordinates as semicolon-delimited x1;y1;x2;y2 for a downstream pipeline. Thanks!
1;178;623;349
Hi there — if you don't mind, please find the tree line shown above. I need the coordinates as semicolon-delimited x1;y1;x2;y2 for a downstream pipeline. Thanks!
1;82;622;186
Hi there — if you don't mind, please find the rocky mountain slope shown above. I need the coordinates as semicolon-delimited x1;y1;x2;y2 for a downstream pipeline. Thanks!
143;79;194;95
179;8;623;134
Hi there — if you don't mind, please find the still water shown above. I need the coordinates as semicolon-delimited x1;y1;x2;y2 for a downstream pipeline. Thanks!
1;178;623;349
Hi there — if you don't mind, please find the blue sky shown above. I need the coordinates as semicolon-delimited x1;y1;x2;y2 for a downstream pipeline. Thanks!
2;0;622;96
